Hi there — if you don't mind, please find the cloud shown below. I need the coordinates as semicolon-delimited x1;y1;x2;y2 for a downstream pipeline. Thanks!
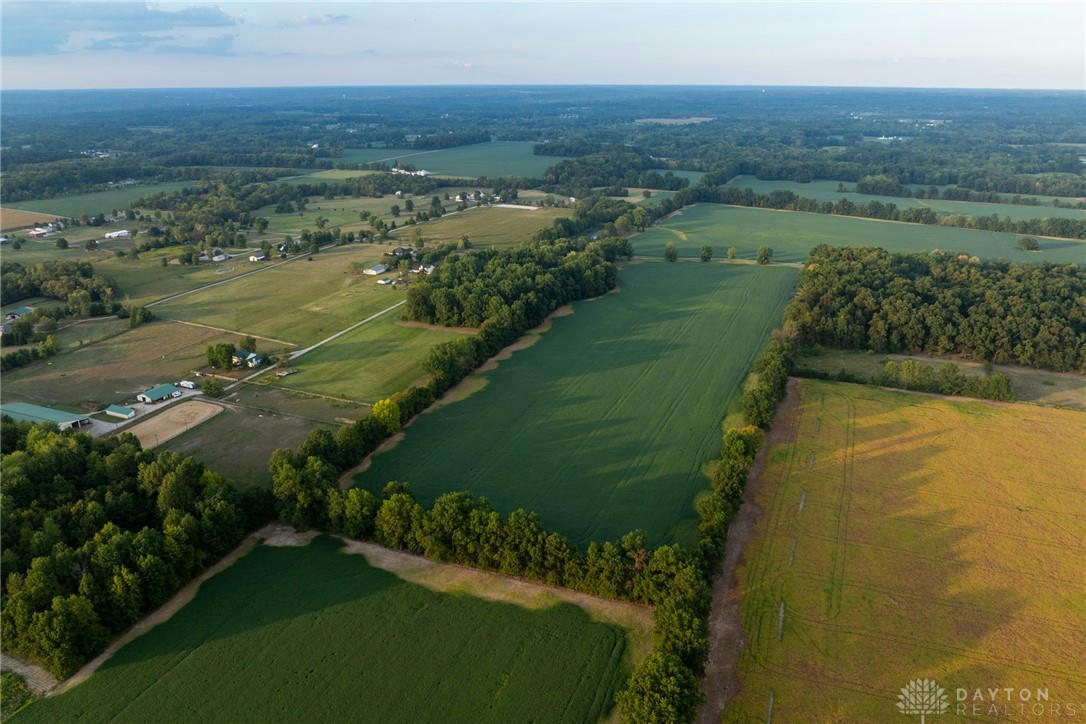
1;2;238;56
85;33;175;53
156;34;235;56
277;13;351;29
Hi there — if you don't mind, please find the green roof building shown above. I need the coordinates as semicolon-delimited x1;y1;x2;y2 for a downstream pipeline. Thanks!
137;384;179;403
105;404;136;419
0;402;90;430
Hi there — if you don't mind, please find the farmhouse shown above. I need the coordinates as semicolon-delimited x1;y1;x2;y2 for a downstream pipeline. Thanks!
249;253;266;262
104;230;131;239
104;404;136;420
0;402;90;430
363;264;387;276
232;349;265;368
137;384;180;403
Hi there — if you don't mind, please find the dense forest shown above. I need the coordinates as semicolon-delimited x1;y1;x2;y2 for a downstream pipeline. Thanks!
785;245;1086;372
0;421;272;677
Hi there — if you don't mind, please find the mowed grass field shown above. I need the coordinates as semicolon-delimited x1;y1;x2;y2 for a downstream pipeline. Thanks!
728;380;1086;721
394;205;571;248
254;190;477;235
636;204;1086;264
152;245;399;346
0;321;232;408
6;181;195;218
14;537;629;724
271;315;468;404
729;175;1086;222
357;262;798;547
341;141;564;178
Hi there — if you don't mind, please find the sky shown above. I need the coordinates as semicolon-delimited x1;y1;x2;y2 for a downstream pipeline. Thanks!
2;1;1084;90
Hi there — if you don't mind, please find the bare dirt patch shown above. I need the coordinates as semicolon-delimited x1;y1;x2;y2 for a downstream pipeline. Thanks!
260;522;319;547
124;400;223;448
337;536;654;665
696;377;801;724
0;654;59;696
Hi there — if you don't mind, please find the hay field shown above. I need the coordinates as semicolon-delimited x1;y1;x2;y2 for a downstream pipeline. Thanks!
0;208;59;232
727;380;1086;721
728;175;1086;222
396;205;571;249
152;245;396;346
14;536;630;724
635;204;1086;264
357;262;798;547
272;314;468;404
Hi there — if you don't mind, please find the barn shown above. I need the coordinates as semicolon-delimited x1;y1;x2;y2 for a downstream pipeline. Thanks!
0;402;91;430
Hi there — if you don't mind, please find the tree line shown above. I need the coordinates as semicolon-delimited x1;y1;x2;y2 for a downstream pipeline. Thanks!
0;422;272;677
785;245;1086;372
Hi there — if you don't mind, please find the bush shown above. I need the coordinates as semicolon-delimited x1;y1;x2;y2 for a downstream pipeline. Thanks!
202;378;225;397
664;242;678;262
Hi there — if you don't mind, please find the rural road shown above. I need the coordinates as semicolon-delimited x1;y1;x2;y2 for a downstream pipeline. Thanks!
225;299;406;391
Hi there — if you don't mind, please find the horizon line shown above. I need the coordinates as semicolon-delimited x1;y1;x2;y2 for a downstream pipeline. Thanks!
3;82;1084;93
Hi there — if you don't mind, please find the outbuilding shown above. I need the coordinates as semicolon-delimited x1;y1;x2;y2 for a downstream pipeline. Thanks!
0;402;90;430
137;384;180;403
249;253;266;262
104;404;136;420
104;230;131;239
363;264;387;276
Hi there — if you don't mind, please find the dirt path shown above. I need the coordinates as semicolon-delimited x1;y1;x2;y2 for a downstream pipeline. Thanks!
697;377;802;724
51;528;270;696
0;653;58;695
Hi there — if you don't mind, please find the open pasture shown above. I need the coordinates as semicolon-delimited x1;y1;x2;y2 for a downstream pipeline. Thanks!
162;400;340;488
272;314;468;404
5;181;195;218
728;175;1086;222
254;189;476;235
0;321;233;409
357;261;798;547
635;204;1086;263
341;141;564;178
727;380;1086;721
152;245;396;346
395;205;572;249
13;536;630;724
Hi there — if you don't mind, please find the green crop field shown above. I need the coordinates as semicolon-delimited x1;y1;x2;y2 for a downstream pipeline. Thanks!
728;175;1086;222
14;537;629;724
635;204;1086;264
395;205;572;249
341;141;564;178
1;321;233;408
727;380;1086;721
152;245;400;346
272;315;468;404
356;261;798;547
6;181;196;218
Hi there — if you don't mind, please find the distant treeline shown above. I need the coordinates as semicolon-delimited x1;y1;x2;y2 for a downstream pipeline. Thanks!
648;183;1086;240
785;245;1086;372
0;422;273;677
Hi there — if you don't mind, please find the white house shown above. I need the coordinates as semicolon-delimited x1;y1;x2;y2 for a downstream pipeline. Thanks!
249;253;266;262
104;230;131;239
363;264;387;276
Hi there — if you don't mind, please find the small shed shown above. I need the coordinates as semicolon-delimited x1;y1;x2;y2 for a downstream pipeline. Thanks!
249;253;266;262
105;404;136;420
137;384;179;403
